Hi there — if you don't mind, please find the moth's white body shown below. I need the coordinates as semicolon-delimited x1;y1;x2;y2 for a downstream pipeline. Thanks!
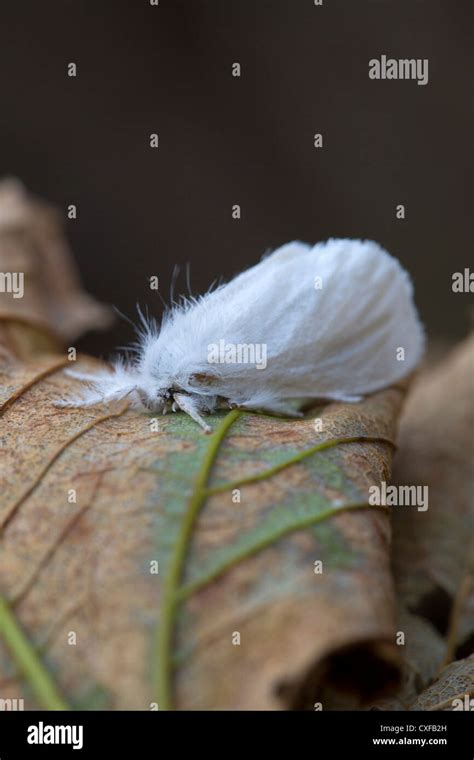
60;239;425;432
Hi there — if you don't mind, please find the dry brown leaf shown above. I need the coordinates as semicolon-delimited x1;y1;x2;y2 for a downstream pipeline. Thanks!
0;346;406;710
365;337;474;713
409;656;474;711
391;336;474;662
0;178;112;348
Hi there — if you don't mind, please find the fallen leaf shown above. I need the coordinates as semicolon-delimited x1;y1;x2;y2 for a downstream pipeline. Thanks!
0;354;404;709
409;656;474;711
391;336;474;662
365;337;474;713
0;177;112;346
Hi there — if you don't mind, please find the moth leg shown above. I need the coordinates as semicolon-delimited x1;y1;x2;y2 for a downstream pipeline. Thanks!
173;392;212;434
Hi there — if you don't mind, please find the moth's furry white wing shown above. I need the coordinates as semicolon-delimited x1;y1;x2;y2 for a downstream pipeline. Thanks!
141;239;424;405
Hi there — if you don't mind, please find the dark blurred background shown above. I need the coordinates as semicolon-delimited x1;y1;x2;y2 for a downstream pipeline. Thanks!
0;0;471;355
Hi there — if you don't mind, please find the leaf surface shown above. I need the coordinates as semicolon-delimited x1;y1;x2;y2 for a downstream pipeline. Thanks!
0;355;404;709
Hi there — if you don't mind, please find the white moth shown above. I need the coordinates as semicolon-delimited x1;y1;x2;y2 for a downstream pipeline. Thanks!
59;239;424;433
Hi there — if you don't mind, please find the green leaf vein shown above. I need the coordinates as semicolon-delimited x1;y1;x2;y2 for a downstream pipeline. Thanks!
154;412;394;709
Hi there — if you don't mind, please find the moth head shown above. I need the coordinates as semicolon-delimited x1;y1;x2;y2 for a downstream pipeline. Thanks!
133;385;171;412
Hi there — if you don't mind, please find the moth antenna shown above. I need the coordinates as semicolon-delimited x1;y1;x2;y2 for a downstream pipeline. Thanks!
151;284;168;311
185;262;192;298
203;275;224;299
112;305;137;331
111;306;151;356
169;264;180;307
